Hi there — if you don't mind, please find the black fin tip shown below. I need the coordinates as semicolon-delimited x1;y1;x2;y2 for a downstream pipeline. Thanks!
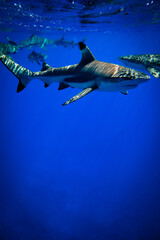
17;81;25;93
79;42;86;50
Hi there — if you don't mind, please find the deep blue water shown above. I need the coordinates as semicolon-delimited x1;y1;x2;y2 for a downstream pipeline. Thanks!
1;1;160;240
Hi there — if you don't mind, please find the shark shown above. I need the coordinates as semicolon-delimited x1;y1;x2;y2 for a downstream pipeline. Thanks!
0;42;19;55
118;54;160;78
19;34;54;50
28;51;48;65
53;35;87;48
0;42;150;105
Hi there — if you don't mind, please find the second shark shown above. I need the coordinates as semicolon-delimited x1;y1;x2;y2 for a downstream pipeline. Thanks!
119;54;160;78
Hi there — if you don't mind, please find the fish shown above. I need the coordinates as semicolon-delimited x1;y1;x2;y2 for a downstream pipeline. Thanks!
19;34;54;50
28;51;48;65
0;42;150;105
0;42;19;55
53;35;86;48
118;54;160;78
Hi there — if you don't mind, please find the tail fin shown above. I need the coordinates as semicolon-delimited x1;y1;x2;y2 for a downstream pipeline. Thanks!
0;52;33;92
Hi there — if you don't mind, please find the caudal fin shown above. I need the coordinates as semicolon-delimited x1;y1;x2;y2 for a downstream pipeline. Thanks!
0;52;33;92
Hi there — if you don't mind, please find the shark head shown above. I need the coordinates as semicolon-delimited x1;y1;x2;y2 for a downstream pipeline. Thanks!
118;54;149;72
118;54;160;78
118;55;143;64
114;64;150;84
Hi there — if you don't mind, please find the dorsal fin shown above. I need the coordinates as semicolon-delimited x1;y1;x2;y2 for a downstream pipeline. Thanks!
79;42;95;65
41;63;51;71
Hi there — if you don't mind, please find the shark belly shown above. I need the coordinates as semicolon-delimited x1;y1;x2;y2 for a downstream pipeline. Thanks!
97;78;148;92
36;74;94;89
98;81;130;92
66;81;95;89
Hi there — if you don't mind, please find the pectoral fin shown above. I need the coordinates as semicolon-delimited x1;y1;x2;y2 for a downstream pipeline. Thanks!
62;86;97;106
58;82;69;90
147;67;160;78
17;81;25;93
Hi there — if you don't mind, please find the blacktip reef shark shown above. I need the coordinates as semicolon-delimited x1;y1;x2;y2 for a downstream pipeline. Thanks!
53;35;87;48
28;51;48;65
19;34;54;50
0;41;19;55
118;54;160;78
0;42;150;106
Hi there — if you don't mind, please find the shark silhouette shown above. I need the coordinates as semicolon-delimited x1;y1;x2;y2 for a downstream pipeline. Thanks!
28;51;48;65
19;34;54;51
0;41;19;55
53;35;86;48
0;42;150;105
119;54;160;78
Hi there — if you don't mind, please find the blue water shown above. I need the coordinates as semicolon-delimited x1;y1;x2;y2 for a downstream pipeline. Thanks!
1;1;160;239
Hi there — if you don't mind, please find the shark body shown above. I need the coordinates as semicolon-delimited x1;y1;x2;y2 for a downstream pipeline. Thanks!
53;35;86;48
28;51;48;65
19;34;54;50
119;54;160;78
0;42;19;55
0;42;150;105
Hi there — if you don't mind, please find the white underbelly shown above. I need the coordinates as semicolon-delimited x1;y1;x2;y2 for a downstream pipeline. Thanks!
68;81;94;89
98;79;141;92
69;80;138;92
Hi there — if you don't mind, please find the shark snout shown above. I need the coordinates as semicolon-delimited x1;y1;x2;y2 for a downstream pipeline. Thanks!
118;55;142;65
118;56;136;67
118;56;129;61
118;55;134;61
133;69;150;81
118;56;127;60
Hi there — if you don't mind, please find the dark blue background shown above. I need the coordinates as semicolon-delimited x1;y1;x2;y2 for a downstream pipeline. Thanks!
1;29;160;239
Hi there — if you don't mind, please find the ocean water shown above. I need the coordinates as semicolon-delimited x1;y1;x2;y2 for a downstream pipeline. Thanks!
1;1;160;240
